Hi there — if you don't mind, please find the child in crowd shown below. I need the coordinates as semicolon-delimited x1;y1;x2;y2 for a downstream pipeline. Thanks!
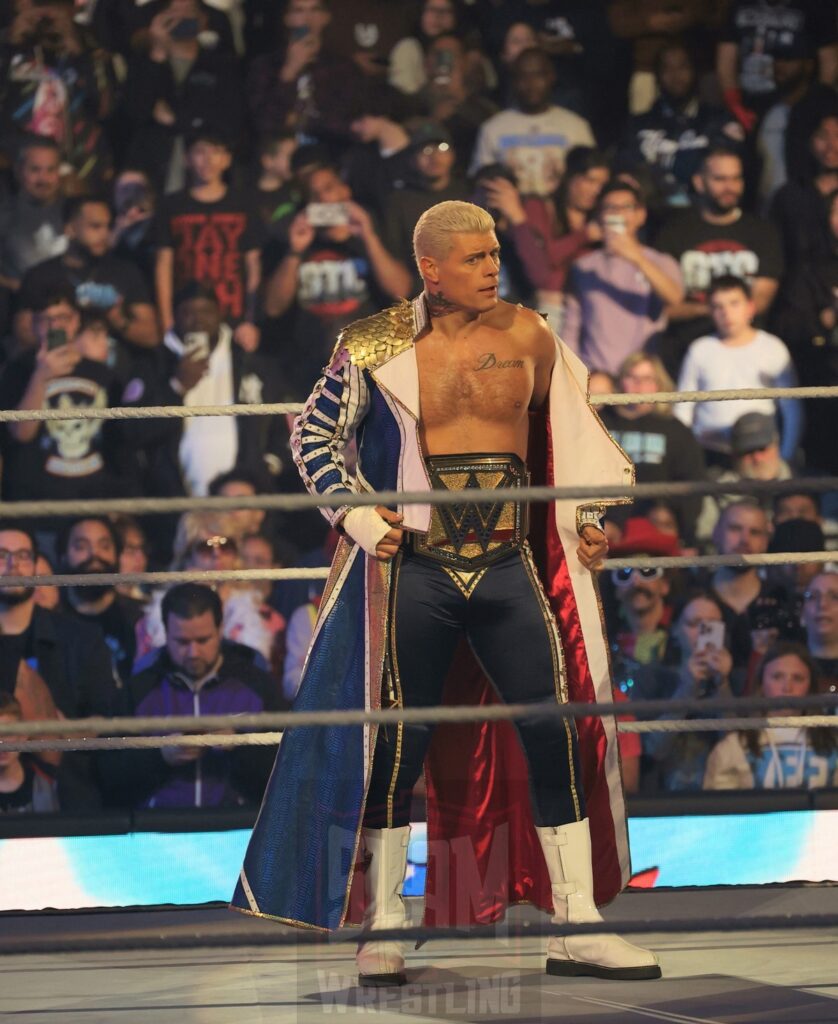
704;643;838;789
675;274;802;463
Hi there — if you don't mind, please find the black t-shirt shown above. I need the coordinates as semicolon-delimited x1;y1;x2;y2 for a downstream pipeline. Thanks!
17;251;150;315
0;633;28;695
0;354;122;501
0;757;36;812
154;189;264;323
654;208;784;364
599;409;707;541
61;595;142;683
723;1;838;99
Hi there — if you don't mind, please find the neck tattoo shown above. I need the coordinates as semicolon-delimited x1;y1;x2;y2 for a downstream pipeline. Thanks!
426;290;462;317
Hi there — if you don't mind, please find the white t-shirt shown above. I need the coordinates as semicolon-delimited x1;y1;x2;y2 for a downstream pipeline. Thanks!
470;106;595;197
675;330;797;451
178;324;238;495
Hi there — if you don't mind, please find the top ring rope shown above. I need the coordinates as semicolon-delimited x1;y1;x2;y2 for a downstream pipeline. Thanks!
1;385;837;423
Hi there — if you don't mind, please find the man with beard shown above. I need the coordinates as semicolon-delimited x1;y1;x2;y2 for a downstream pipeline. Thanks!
0;522;118;807
654;146;783;375
13;196;159;355
58;517;145;686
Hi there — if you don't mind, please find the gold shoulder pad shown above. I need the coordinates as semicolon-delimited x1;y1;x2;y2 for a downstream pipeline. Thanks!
332;300;415;370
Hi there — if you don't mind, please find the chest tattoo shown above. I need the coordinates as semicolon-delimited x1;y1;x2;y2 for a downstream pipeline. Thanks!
475;352;525;371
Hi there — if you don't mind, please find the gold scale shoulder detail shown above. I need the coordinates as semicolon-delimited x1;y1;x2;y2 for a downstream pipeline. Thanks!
332;300;415;370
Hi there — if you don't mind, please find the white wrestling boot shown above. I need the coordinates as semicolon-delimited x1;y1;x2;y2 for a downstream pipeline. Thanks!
536;819;661;980
356;825;411;987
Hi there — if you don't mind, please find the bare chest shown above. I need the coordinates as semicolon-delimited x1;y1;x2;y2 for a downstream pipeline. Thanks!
415;333;535;428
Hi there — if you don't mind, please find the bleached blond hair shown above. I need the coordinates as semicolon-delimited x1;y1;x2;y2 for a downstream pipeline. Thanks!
413;201;496;270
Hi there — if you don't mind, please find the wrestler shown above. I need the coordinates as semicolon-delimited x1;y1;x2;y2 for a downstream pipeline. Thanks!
231;201;661;985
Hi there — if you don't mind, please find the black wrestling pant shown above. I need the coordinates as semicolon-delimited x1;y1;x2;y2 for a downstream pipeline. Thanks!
363;545;586;830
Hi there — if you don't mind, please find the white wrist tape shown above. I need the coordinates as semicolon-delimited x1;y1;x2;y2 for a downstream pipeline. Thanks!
342;506;393;556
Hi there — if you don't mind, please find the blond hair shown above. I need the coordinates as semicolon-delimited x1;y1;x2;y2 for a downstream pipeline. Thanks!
617;352;676;416
413;200;495;270
171;511;242;570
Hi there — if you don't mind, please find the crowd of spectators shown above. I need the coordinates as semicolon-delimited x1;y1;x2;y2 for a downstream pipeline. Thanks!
1;0;838;814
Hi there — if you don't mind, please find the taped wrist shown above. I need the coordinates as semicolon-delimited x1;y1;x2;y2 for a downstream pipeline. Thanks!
341;506;392;555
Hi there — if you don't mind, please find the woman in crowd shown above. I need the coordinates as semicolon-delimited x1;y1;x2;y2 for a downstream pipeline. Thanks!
640;590;739;791
704;643;837;790
389;0;464;95
481;145;609;329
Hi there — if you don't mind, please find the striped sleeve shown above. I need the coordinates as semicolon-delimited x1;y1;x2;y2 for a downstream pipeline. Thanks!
290;347;370;527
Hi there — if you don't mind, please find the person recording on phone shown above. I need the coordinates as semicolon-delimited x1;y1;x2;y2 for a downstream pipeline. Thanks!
263;162;411;394
142;282;289;500
13;196;159;358
561;179;684;375
0;288;135;527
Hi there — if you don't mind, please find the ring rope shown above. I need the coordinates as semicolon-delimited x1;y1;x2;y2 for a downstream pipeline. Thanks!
2;475;837;521
2;384;837;424
2;695;834;738
2;548;835;591
3;716;838;754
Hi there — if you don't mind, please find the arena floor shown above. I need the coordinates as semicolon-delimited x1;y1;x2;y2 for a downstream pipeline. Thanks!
2;887;837;1024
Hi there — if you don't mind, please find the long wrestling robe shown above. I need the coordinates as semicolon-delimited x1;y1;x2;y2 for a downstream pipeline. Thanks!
231;295;634;931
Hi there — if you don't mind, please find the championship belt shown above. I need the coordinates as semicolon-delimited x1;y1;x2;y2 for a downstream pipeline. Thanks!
409;453;529;571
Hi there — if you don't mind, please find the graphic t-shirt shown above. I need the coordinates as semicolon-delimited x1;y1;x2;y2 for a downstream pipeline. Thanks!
0;355;120;500
722;1;837;98
154;190;264;323
297;234;385;332
470;106;595;196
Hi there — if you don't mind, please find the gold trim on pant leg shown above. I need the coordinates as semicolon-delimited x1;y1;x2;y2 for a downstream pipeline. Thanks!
384;549;405;830
519;544;581;823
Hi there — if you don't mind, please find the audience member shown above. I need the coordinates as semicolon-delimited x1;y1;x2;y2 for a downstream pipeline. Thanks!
470;47;594;197
486;21;537;106
239;532;287;681
606;518;678;669
104;584;277;809
767;517;826;614
154;132;263;349
707;500;787;668
600;353;706;543
801;571;838;694
58;516;145;683
655;147;784;373
411;33;499;170
135;511;272;667
0;137;66;300
114;515;151;604
146;283;289;498
695;412;796;541
390;0;458;94
0;0;114;191
15;196;159;355
755;40;838;209
121;0;244;193
0;290;134;516
33;554;60;611
675;276;801;461
771;183;838;472
717;0;837;132
382;120;470;288
482;145;608;328
0;693;59;813
704;642;836;788
770;114;838;268
264;163;411;392
616;42;742;208
0;522;119;807
561;179;684;373
254;133;301;275
111;170;158;293
774;491;822;526
640;589;739;791
245;0;366;146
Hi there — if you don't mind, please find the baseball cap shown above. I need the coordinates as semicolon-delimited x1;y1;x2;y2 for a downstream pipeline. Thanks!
609;517;681;557
406;119;453;150
730;413;778;456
